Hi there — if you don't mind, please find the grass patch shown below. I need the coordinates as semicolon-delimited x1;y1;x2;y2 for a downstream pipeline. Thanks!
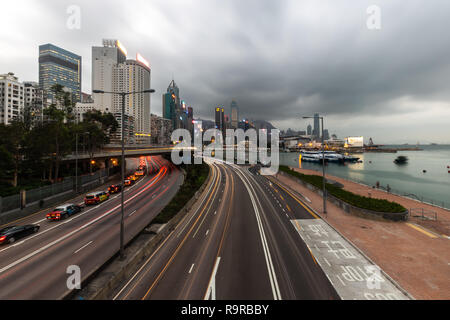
279;165;406;213
152;163;210;224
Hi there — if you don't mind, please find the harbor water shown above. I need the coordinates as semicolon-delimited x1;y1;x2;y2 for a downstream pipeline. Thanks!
279;145;450;210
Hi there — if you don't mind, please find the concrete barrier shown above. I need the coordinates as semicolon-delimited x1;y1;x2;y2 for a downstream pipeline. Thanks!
71;165;212;300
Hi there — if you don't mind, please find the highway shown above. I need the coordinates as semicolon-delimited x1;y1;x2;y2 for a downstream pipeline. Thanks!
0;156;183;299
113;159;339;300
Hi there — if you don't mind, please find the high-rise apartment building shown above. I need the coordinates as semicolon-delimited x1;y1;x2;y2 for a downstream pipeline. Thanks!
0;73;24;125
23;81;45;125
92;39;127;113
39;43;82;103
112;55;151;143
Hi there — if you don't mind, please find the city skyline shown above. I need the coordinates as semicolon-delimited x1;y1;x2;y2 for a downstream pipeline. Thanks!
1;0;450;144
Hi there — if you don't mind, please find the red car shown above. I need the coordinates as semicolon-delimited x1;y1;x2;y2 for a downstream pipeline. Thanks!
84;191;109;205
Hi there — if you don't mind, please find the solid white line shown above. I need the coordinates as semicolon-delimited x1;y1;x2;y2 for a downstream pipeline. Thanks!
113;230;175;300
176;164;217;238
232;165;282;300
204;257;221;300
188;263;195;274
0;171;164;273
74;240;93;254
323;257;331;267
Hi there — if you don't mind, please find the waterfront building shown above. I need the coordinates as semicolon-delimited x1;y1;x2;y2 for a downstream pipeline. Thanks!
312;113;320;139
0;73;24;125
230;100;239;129
39;43;82;103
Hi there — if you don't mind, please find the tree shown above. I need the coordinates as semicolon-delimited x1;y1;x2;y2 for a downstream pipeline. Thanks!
0;121;27;187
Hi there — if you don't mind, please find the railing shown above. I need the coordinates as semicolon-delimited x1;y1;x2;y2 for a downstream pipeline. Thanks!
298;167;450;210
0;169;110;214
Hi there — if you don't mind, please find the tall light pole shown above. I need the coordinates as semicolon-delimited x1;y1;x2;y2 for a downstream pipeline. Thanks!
75;132;89;193
303;115;327;214
93;89;155;260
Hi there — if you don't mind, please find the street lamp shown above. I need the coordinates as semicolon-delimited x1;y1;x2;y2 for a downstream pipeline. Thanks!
75;131;89;193
303;115;327;215
93;89;155;260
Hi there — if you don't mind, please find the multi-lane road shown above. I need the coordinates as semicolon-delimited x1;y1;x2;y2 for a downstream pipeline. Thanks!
0;156;409;300
0;156;182;299
113;159;339;300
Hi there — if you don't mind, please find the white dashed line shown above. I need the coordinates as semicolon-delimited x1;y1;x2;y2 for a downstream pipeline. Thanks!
74;241;93;254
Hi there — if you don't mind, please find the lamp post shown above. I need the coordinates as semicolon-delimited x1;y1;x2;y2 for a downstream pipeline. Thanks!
93;89;155;260
303;115;327;214
75;131;89;193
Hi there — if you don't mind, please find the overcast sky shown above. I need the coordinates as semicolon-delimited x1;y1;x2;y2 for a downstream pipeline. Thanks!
1;0;450;144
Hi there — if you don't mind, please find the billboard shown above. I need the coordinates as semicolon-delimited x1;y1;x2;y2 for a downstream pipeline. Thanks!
346;136;364;147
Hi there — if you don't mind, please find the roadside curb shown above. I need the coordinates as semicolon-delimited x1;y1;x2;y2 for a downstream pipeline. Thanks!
270;173;415;300
71;164;212;300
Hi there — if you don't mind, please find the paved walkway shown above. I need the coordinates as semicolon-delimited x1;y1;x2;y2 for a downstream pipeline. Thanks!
273;168;450;300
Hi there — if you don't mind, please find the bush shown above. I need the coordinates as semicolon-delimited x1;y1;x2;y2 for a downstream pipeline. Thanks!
152;163;210;224
279;166;406;213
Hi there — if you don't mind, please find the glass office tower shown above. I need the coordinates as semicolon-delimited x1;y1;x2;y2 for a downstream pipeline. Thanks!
39;43;82;103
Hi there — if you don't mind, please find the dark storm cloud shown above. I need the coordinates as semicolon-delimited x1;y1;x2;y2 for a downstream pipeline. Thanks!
1;0;450;142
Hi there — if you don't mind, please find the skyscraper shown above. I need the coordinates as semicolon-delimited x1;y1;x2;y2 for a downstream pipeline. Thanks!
230;100;239;129
92;39;127;113
313;113;320;138
163;79;181;130
39;43;82;103
112;54;151;143
307;124;312;135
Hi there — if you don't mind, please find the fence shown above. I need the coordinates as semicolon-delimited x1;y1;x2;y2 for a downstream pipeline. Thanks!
0;169;109;214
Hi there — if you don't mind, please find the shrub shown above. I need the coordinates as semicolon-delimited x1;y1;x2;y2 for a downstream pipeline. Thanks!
152;163;210;224
279;166;406;213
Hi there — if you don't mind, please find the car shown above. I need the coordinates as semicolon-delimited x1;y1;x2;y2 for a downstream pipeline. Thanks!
0;224;40;244
128;174;138;181
46;204;83;221
134;169;145;177
108;184;122;194
124;179;133;187
84;191;109;205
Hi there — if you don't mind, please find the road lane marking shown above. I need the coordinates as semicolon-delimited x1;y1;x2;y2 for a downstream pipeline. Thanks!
232;165;282;300
176;164;218;238
188;264;195;274
286;204;291;212
204;257;221;300
0;169;166;271
270;179;319;219
205;229;209;236
74;241;93;254
405;223;438;239
128;210;137;217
